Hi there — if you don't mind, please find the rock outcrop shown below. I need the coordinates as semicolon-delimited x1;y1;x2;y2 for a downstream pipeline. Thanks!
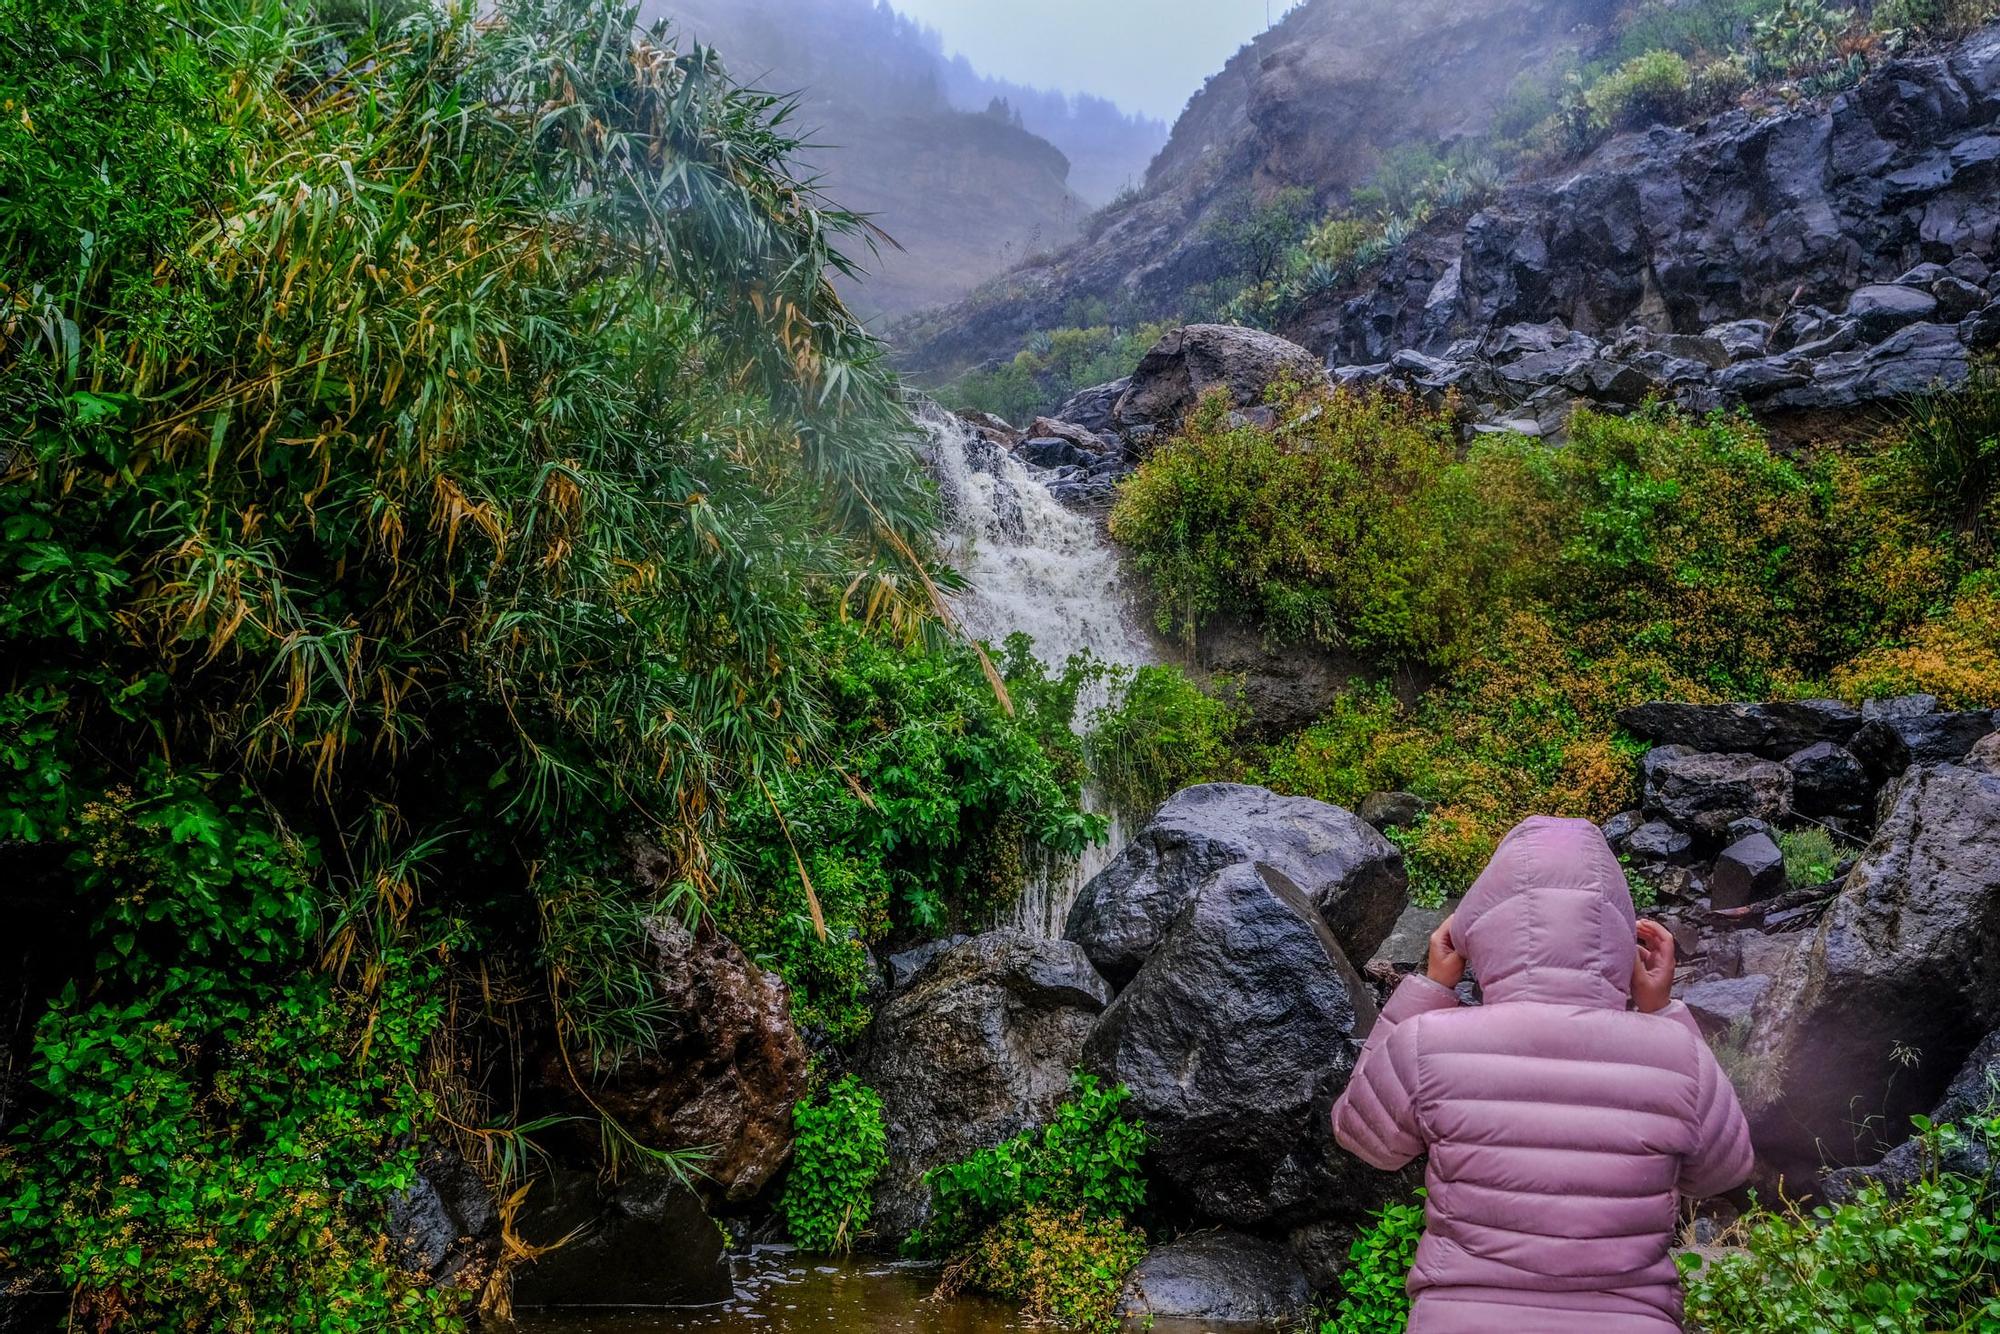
1084;863;1379;1226
548;917;807;1203
1821;1028;2000;1202
856;931;1113;1238
1740;761;2000;1169
511;1166;731;1309
1119;1231;1314;1325
1307;26;2000;419
1112;325;1330;431
1064;783;1407;988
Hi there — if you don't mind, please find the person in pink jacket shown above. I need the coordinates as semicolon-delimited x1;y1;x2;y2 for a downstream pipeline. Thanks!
1332;815;1754;1333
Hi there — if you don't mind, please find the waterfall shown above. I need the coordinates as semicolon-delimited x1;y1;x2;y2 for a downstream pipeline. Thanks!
917;400;1155;936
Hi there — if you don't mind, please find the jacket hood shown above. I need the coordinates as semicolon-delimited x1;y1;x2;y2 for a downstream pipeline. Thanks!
1454;816;1636;1008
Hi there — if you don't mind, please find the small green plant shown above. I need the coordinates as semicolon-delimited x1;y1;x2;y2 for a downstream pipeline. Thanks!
913;1075;1148;1332
1087;665;1246;823
1881;365;2000;553
1749;0;1850;77
1681;1119;2000;1330
1322;1188;1427;1334
779;1075;889;1253
1587;50;1696;129
1777;826;1840;887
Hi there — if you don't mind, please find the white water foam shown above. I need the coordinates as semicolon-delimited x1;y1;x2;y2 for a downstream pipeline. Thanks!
918;400;1155;936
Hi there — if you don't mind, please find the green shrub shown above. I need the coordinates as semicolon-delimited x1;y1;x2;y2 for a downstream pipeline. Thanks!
1832;576;2000;708
779;1076;889;1253
1322;1189;1427;1334
1875;0;2000;37
1749;0;1851;77
1681;1119;2000;1330
1879;365;2000;553
1086;665;1247;823
1587;50;1696;129
1777;826;1840;887
913;1075;1148;1331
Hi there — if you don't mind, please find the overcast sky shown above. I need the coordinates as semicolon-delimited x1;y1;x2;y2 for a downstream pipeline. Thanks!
887;0;1309;122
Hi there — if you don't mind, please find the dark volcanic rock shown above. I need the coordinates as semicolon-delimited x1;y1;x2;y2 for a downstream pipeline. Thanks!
885;934;969;991
1113;325;1329;431
1084;863;1379;1227
1120;1231;1314;1324
1850;699;2000;776
858;931;1111;1239
1822;1028;2000;1203
1064;784;1406;987
1641;747;1795;839
1616;700;1863;759
555;917;806;1202
1784;741;1874;820
512;1167;730;1309
1682;973;1774;1034
1847;283;1939;339
1050;379;1130;434
1358;790;1426;831
1625;820;1695;865
1710;831;1787;911
388;1142;501;1290
1742;763;2000;1169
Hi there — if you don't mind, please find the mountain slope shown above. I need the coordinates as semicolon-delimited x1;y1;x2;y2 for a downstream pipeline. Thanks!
648;0;1162;321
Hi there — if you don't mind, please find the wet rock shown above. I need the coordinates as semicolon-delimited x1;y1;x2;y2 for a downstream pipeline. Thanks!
1710;831;1787;911
858;931;1111;1239
1934;275;1989;320
1065;784;1406;988
554;917;806;1202
1120;1231;1313;1325
1371;901;1452;970
1084;863;1379;1227
1966;732;2000;774
1641;747;1794;840
1682;973;1773;1034
1113;325;1329;431
1625;820;1696;865
1965;300;2000;350
885;934;969;991
512;1166;730;1309
1784;741;1874;820
1600;810;1645;850
1616;700;1863;759
1051;378;1130;435
1848;284;1939;339
1850;700;2000;775
1741;763;2000;1169
388;1142;500;1291
1029;416;1112;452
1706;319;1774;361
1017;435;1096;469
1773;321;1971;410
1358;790;1426;831
1822;1028;2000;1203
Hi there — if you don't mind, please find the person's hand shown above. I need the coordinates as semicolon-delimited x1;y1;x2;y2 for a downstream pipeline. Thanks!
1426;914;1466;990
1633;919;1676;1014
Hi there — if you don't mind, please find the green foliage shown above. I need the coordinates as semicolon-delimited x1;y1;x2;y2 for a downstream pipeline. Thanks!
721;629;1100;1041
1778;826;1840;886
1879;365;2000;552
1587;50;1697;129
1875;0;2000;37
946;1205;1147;1334
911;1073;1148;1259
779;1075;889;1254
1321;1188;1427;1334
1086;665;1247;823
1681;1118;2000;1331
0;0;1046;1323
917;1075;1149;1334
949;321;1175;426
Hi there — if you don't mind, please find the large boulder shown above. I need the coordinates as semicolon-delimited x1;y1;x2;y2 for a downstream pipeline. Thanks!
1616;700;1862;759
552;917;806;1202
388;1143;501;1293
1051;378;1130;435
1119;1231;1313;1325
1113;325;1329;431
1083;863;1379;1227
1064;784;1407;988
1740;763;2000;1169
1641;747;1794;839
1821;1029;2000;1203
856;931;1112;1239
1848;696;2000;776
511;1166;731;1309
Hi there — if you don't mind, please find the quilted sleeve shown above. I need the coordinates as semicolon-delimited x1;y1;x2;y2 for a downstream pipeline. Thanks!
1332;973;1458;1170
1667;1002;1756;1199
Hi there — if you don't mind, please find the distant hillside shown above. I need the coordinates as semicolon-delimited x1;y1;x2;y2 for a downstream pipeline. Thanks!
895;0;1617;377
647;0;1165;321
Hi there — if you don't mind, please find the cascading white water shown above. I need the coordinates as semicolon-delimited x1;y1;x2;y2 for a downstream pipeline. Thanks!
918;400;1155;936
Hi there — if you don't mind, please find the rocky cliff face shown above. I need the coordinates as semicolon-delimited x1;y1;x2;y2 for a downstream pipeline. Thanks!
895;0;1617;377
1297;24;2000;370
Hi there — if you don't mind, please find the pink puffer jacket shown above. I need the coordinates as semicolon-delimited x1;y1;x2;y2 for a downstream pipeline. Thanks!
1332;816;1753;1332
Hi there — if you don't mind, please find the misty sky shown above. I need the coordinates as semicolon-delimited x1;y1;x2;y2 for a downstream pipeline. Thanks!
887;0;1309;122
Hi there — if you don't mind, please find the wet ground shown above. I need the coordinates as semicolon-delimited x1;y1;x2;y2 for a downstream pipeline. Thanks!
511;1247;1029;1333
